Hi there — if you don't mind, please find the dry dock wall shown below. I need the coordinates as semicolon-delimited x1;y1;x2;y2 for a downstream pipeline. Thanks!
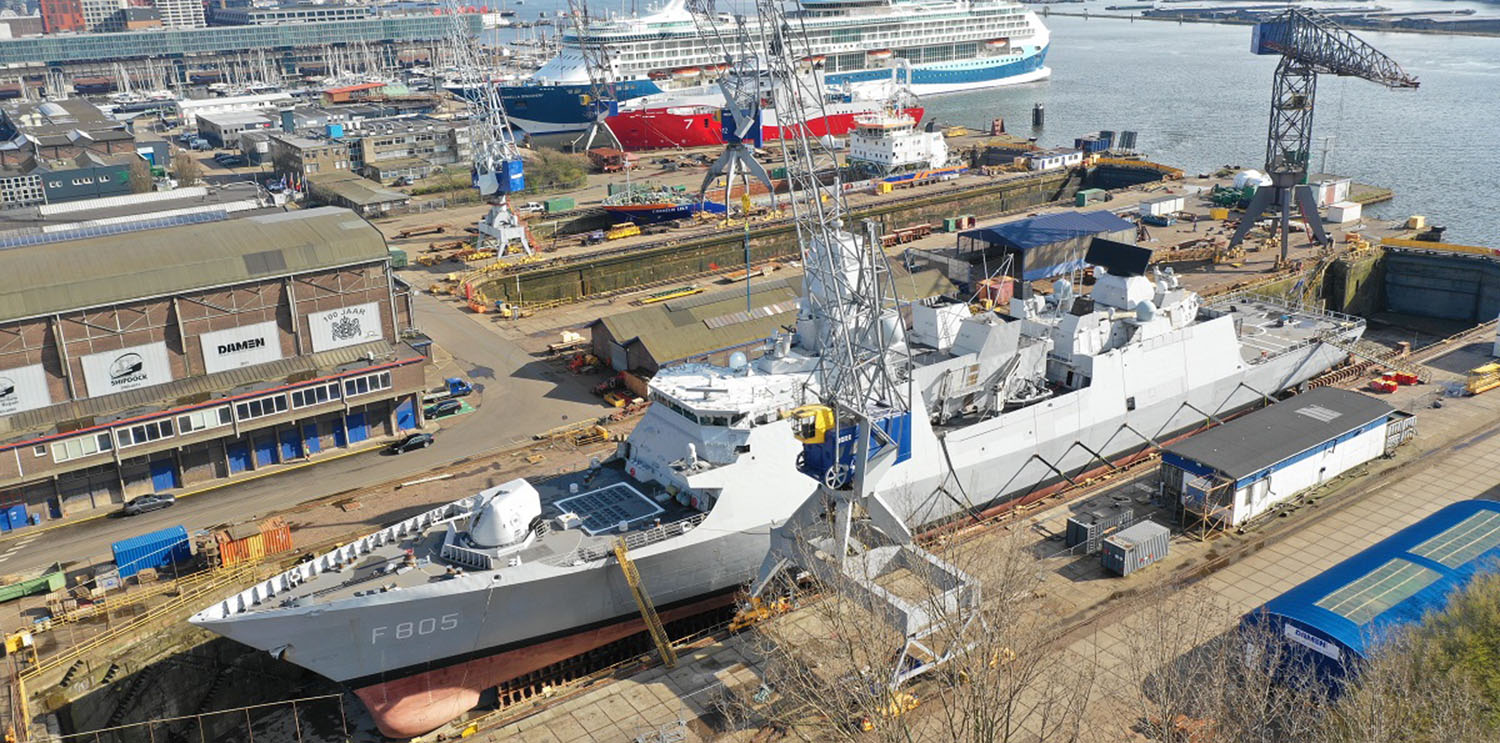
1383;249;1500;323
481;171;1079;305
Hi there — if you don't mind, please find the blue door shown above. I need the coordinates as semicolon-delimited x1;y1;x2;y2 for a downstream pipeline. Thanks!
150;459;179;492
346;412;368;443
253;437;278;467
227;442;252;474
395;399;416;431
279;429;303;461
303;424;322;455
333;419;347;448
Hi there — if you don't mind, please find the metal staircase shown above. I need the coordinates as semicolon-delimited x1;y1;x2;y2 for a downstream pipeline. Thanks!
613;538;678;668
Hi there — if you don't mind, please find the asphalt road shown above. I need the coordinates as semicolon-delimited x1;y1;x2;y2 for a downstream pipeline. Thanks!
0;293;607;575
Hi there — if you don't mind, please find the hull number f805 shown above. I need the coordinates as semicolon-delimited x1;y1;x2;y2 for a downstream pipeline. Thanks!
371;613;459;643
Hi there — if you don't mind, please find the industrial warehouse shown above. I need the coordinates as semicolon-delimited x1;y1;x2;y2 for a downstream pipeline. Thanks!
0;207;427;523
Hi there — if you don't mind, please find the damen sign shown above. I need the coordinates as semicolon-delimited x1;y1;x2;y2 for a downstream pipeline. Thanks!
308;303;384;352
200;321;283;374
81;342;173;397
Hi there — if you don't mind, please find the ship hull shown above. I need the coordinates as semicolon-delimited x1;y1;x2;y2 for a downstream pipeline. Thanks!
352;591;736;737
607;105;927;151
496;45;1048;134
603;200;726;223
194;312;1358;737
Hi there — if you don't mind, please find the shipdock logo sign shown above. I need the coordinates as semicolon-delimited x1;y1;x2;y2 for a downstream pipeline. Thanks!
81;342;173;398
0;364;51;416
308;303;384;352
200;322;283;375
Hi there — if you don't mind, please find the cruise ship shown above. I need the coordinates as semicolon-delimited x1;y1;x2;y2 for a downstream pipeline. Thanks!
491;0;1051;134
191;259;1362;737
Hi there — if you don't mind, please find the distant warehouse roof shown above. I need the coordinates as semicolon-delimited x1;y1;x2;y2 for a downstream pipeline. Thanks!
0;207;386;322
1245;499;1500;680
1163;387;1394;482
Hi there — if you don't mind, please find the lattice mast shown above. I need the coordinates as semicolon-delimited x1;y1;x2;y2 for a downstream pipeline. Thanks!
446;0;532;256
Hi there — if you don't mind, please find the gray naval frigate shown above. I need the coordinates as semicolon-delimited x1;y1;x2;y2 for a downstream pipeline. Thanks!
191;263;1363;737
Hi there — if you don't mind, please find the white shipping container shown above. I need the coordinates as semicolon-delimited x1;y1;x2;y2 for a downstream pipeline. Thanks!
1139;195;1185;217
1326;201;1362;224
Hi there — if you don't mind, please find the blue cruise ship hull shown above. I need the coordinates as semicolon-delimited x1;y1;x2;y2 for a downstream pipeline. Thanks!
492;45;1050;135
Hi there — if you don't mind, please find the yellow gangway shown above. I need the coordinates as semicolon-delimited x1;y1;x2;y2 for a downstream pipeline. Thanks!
1466;363;1500;396
613;538;677;668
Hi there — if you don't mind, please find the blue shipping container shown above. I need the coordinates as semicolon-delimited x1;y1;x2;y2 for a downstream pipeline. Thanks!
112;525;191;578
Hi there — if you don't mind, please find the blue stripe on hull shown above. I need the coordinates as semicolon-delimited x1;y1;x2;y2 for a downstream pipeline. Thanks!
496;44;1047;131
826;45;1049;88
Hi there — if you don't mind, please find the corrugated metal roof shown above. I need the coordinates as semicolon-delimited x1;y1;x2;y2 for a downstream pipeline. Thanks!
598;268;958;367
1163;387;1394;481
1249;499;1500;660
0;207;385;322
959;210;1134;252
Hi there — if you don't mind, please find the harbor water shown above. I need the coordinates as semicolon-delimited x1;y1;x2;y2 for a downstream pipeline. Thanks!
488;9;1500;242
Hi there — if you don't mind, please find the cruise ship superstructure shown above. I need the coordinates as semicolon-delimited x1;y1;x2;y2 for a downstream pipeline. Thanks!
492;0;1051;134
191;260;1363;737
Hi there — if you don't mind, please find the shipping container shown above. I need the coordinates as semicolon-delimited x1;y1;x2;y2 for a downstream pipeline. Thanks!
1100;520;1169;576
1326;201;1361;224
388;248;407;268
1139;195;1185;217
111;525;191;578
214;517;294;568
544;196;575;213
1075;188;1107;207
976;276;1014;306
1209;207;1230;221
1066;506;1134;554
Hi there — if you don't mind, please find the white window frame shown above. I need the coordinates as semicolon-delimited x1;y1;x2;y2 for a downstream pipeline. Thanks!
234;394;289;422
115;419;173;449
342;371;392;399
50;431;114;463
290;381;341;409
177;406;231;434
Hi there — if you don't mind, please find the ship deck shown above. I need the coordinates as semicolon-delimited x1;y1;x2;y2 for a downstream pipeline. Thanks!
1209;295;1363;363
207;464;705;617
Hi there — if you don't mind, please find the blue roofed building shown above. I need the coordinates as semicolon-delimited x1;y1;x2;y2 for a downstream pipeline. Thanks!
1243;499;1500;687
955;210;1136;281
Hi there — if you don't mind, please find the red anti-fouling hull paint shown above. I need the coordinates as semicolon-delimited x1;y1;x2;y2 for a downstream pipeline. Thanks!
608;106;925;151
352;592;736;738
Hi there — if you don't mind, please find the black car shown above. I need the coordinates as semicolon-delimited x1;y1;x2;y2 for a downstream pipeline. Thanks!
424;399;463;418
388;433;434;454
122;494;175;516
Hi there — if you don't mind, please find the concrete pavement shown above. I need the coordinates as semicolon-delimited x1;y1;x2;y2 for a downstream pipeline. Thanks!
0;290;610;576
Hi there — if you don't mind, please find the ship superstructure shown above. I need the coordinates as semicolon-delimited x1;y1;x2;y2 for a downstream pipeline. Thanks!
489;0;1051;133
847;110;951;178
192;261;1362;736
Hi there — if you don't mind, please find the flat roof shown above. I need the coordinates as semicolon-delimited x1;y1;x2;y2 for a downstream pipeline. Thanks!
1251;500;1500;659
308;174;409;207
197;110;275;126
959;210;1134;252
1164;387;1394;481
0;206;387;322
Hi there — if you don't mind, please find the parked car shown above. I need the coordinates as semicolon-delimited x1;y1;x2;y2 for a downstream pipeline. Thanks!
388;432;434;454
122;494;176;516
518;201;545;213
424;399;463;418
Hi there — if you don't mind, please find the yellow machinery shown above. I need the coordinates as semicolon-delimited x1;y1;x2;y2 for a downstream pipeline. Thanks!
788;404;835;444
727;596;791;633
613;538;678;668
606;223;641;240
1466;363;1500;396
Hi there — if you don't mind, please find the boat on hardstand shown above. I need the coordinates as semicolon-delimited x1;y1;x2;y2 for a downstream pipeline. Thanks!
601;187;726;223
484;0;1051;134
191;245;1364;737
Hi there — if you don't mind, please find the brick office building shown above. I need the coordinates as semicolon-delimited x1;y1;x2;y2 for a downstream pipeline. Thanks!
0;207;430;524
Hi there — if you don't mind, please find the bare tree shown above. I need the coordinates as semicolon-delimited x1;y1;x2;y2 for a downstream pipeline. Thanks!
716;524;1100;743
127;155;153;193
171;152;201;187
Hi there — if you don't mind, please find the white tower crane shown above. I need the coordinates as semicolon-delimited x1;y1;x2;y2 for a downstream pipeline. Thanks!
722;0;981;690
447;1;532;256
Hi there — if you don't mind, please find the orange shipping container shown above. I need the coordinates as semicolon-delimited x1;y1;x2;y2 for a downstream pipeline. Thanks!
215;517;294;567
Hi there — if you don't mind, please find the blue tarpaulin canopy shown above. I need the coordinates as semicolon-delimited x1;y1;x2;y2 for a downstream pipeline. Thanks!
958;211;1134;280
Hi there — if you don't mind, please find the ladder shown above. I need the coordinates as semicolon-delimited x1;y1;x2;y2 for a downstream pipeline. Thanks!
613;538;678;668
